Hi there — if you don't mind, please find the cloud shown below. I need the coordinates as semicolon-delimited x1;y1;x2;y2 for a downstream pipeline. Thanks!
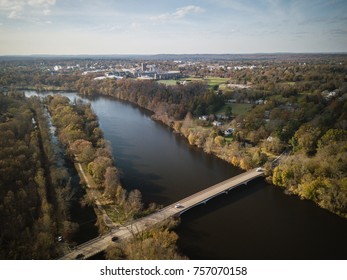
8;10;19;19
329;28;347;36
28;0;56;6
150;5;204;21
0;0;56;19
43;9;51;15
173;5;204;18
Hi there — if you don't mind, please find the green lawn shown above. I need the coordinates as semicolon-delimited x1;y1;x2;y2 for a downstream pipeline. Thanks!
217;103;253;116
157;76;229;88
279;82;296;86
205;77;229;87
157;79;180;86
183;76;229;87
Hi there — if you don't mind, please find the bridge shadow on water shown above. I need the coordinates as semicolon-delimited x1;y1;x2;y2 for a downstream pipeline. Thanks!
175;177;266;260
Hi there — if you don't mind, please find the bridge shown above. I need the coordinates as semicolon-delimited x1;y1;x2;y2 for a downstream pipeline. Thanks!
60;168;264;260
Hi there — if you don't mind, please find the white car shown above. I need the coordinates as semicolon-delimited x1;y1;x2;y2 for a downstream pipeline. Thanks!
175;204;183;209
256;167;263;172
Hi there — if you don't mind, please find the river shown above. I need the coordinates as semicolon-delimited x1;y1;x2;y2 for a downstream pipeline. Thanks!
25;91;347;260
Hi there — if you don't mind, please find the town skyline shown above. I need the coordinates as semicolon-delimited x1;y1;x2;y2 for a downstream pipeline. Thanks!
0;0;347;55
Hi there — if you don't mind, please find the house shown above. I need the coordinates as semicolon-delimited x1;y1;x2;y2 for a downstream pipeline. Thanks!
322;90;338;100
0;86;8;93
212;121;222;126
224;128;234;136
226;99;237;104
216;114;229;120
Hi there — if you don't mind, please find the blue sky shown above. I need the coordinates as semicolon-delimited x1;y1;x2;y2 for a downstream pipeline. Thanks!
0;0;346;55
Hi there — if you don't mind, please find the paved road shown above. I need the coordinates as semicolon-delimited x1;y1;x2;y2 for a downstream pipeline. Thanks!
60;168;263;260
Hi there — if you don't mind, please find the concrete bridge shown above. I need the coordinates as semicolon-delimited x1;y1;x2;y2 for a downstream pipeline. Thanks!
60;168;264;260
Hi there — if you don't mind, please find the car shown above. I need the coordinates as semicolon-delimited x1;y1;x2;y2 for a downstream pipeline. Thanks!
175;203;183;209
256;167;263;172
75;254;85;260
111;236;119;242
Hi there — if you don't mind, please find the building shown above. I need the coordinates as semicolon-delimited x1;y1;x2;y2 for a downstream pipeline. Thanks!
212;121;222;126
141;63;147;72
224;128;234;136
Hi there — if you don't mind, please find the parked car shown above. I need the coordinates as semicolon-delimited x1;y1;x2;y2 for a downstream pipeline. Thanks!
256;167;263;172
175;203;183;209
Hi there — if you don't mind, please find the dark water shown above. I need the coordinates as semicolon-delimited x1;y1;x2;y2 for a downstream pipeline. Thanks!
25;91;347;259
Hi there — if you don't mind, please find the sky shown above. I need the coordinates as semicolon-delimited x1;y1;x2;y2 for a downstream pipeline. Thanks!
0;0;346;55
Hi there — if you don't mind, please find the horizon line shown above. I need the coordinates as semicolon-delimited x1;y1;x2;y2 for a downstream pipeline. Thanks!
1;51;347;57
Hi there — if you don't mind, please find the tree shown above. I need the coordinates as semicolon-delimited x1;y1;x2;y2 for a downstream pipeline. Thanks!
104;167;120;198
181;112;194;137
188;132;196;145
225;106;232;118
70;139;94;163
318;129;347;147
252;149;268;165
88;156;113;185
265;136;285;154
294;124;321;155
214;135;225;146
125;189;143;218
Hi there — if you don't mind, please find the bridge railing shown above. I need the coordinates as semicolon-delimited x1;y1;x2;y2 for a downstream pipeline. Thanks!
174;168;262;207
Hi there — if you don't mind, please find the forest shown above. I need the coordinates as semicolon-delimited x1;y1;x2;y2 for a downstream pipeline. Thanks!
0;92;75;259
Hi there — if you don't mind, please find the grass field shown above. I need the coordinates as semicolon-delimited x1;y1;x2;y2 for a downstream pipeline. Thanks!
217;103;253;116
185;76;229;87
280;82;296;86
157;76;229;88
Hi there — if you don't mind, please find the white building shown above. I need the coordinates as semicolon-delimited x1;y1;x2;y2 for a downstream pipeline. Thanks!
212;121;222;126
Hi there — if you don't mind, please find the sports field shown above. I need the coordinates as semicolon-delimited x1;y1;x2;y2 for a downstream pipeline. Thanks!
157;76;229;88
